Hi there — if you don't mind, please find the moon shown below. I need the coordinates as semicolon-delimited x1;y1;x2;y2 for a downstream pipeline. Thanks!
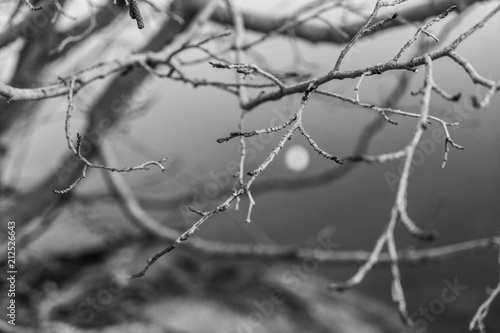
285;145;310;172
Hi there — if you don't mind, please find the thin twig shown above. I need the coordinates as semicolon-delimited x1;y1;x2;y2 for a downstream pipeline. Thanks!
387;208;411;325
99;142;179;240
469;237;500;333
209;62;285;90
329;56;436;300
393;6;457;62
298;125;343;164
448;51;498;108
216;117;295;143
131;83;318;278
55;77;168;194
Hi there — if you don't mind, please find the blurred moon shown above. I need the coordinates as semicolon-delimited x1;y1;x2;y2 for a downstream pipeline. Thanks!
285;145;310;172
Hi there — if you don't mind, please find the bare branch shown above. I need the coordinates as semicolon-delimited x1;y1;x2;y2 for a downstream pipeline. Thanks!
393;5;457;62
99;142;179;240
298;125;343;164
469;237;500;333
132;83;319;278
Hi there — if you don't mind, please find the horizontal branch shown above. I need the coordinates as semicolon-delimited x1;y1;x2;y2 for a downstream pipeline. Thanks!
206;0;488;44
1;2;498;112
170;235;499;267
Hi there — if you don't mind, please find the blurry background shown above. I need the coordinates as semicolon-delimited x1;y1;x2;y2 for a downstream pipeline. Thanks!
1;1;499;332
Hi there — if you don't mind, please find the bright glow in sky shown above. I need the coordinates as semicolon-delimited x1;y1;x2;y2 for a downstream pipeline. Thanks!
285;145;310;172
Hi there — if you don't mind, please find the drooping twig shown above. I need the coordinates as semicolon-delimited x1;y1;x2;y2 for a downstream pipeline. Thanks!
298;125;343;164
99;142;179;240
394;55;436;240
54;77;168;194
448;51;498;108
469;237;500;333
329;57;436;320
